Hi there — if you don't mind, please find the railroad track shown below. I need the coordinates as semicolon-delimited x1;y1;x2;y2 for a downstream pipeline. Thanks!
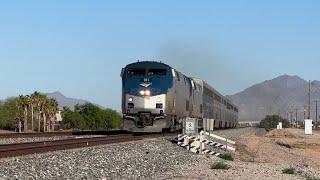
0;130;130;138
0;133;173;159
0;132;73;138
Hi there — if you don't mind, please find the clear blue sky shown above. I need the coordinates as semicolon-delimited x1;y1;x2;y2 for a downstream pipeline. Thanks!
1;1;320;110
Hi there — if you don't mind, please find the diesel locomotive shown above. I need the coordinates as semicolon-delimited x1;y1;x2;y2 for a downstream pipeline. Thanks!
121;61;238;132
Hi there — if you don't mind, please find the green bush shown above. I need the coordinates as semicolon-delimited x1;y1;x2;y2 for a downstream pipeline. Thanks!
282;167;295;174
61;104;122;131
210;162;230;170
260;115;290;130
0;98;21;130
220;154;234;161
105;108;123;129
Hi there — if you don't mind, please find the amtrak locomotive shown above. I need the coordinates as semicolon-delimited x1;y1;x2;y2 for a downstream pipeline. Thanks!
121;61;238;132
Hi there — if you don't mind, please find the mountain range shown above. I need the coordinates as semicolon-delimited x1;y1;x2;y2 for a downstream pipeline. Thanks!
227;75;320;122
46;91;95;110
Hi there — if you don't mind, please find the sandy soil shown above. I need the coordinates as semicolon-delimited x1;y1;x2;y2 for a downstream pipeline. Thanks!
237;128;320;172
0;130;15;134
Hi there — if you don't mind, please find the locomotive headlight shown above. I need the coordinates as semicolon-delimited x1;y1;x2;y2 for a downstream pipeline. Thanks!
139;90;145;96
145;90;151;96
128;97;133;102
156;97;162;102
139;90;151;96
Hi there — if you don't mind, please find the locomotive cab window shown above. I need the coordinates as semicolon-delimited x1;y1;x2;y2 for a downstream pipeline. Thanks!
127;68;145;76
147;69;167;76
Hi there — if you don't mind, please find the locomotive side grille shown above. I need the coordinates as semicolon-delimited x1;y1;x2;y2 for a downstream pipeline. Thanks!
128;103;134;109
156;103;163;109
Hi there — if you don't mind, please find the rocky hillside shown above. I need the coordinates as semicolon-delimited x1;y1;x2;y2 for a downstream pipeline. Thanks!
227;75;320;122
46;91;92;110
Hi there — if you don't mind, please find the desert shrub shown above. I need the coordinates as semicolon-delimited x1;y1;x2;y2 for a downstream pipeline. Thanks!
210;162;230;170
220;154;234;161
276;141;292;149
260;115;290;130
282;167;295;174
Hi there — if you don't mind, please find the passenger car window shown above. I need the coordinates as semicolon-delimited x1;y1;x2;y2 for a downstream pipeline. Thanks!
127;68;145;76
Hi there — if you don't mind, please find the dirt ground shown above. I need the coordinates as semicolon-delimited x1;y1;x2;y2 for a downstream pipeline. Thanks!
0;130;15;134
236;128;320;172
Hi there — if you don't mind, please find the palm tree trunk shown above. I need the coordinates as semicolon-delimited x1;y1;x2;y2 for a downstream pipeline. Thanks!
31;106;34;131
51;118;55;132
38;113;41;132
43;113;46;132
24;107;28;132
18;120;22;133
47;117;50;132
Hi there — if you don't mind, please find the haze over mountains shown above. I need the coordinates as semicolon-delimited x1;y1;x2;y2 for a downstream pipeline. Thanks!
227;75;320;122
46;91;95;110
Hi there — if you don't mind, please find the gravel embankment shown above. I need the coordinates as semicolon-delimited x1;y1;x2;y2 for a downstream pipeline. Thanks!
0;135;105;145
0;128;318;180
0;135;317;179
0;138;206;179
0;137;73;145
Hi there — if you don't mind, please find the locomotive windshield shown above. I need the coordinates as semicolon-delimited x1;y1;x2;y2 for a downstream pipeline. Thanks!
147;69;167;76
122;62;174;96
127;68;145;76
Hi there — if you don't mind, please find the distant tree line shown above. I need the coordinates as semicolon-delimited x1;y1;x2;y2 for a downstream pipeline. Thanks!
0;91;123;132
259;115;290;130
0;91;59;132
61;103;122;130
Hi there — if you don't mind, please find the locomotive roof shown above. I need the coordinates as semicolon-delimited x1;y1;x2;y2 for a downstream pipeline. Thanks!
125;61;171;69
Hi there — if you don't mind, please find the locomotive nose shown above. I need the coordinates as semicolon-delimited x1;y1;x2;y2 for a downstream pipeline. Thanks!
125;94;166;112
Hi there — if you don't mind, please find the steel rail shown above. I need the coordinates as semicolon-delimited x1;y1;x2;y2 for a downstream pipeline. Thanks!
0;130;130;138
0;134;156;159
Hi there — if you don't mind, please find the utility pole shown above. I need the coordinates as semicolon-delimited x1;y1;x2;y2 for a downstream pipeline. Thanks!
304;105;306;120
295;108;298;128
290;111;293;127
308;80;312;119
316;100;318;129
314;100;318;129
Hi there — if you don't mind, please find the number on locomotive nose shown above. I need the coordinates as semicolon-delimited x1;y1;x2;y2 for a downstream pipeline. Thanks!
144;78;150;82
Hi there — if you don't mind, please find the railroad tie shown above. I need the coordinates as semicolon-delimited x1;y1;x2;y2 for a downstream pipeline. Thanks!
202;149;221;157
201;140;226;149
173;135;228;158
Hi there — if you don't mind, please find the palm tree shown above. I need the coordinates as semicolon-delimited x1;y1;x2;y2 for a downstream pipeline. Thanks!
44;98;59;132
50;99;59;131
31;91;43;131
31;92;41;132
39;96;47;132
15;97;24;133
30;93;37;131
31;92;46;132
17;95;29;132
